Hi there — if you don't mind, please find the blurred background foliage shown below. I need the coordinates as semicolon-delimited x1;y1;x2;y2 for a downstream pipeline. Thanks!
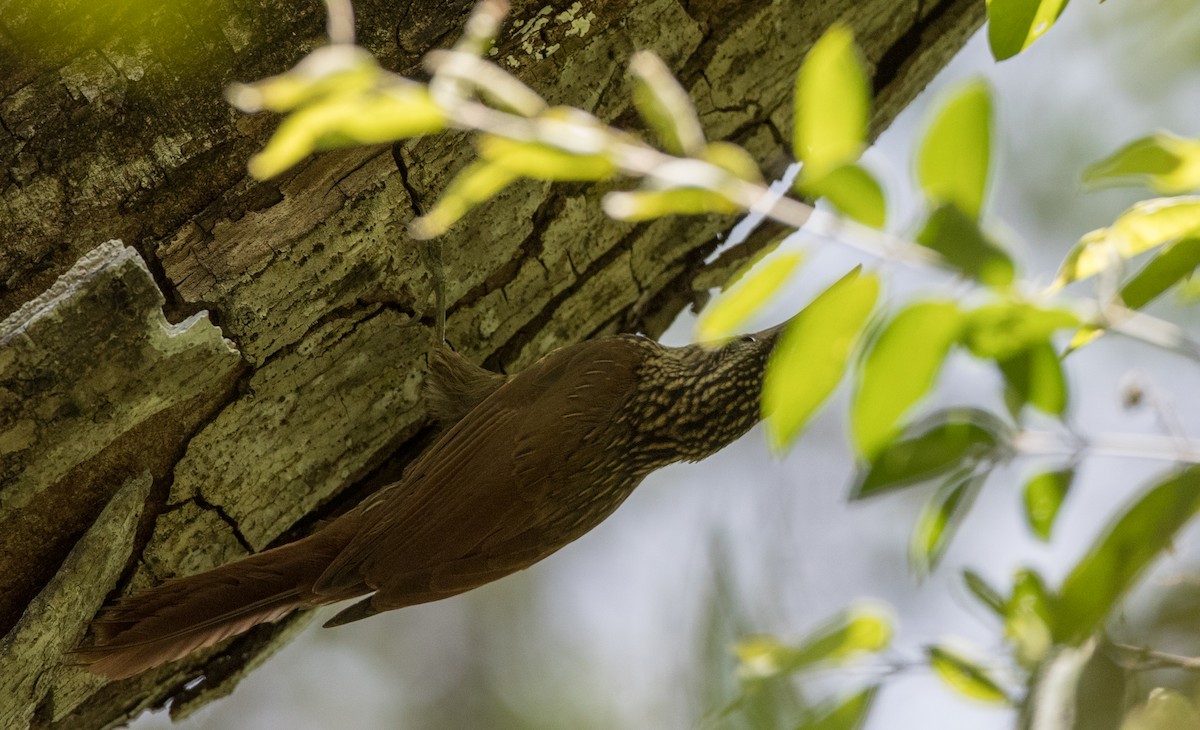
130;0;1200;728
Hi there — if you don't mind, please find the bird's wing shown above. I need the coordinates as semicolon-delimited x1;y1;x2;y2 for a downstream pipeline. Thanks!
312;338;642;601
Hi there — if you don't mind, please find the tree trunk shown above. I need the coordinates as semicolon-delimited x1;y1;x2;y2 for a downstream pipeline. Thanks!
0;0;982;726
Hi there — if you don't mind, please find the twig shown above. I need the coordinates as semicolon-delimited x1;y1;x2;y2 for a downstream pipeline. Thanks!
323;0;356;45
1014;430;1200;464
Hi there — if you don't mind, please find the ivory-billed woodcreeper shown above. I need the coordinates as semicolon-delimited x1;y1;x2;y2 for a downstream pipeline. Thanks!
78;319;793;678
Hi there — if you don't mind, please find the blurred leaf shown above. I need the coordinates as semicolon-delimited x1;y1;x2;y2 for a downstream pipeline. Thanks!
228;45;382;114
1056;465;1200;644
963;570;1006;616
853;408;1010;499
927;643;1012;705
963;301;1079;361
630;50;706;156
852;301;964;459
702;142;765;185
796;686;880;730
986;0;1070;61
735;604;893;680
410;161;517;239
800;163;887;228
1006;569;1057;668
1056;197;1200;287
1121;688;1200;730
916;204;1014;287
1084;132;1200;195
1023;468;1075;541
794;24;869;177
998;342;1069;416
1120;236;1200;309
910;468;988;575
603;187;741;221
477;135;616;181
916;81;992;220
764;268;879;450
1067;325;1104;353
697;251;805;342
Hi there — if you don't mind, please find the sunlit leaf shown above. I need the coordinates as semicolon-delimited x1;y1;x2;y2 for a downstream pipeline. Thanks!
477;135;617;181
1005;569;1056;668
1121;688;1200;730
227;45;382;113
916;81;992;220
998;341;1069;416
1056;197;1200;287
602;187;741;221
763;268;879;450
986;0;1070;61
852;301;964;459
796;686;880;730
696;251;805;342
910;468;988;575
1056;465;1200;644
963;570;1006;616
801;163;887;228
1023;468;1074;541
630;50;707;156
916;204;1014;287
1084;132;1200;195
853;408;1010;499
794;24;869;177
928;643;1012;705
410;161;517;239
702;142;765;185
1120;236;1200;310
962;301;1080;361
735;604;893;680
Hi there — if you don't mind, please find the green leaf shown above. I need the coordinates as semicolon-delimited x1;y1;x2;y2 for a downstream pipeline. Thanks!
998;341;1069;416
735;604;893;680
927;643;1012;705
852;301;964;459
1023;468;1075;541
910;468;988;575
1005;569;1057;668
630;50;706;157
800;163;887;228
1056;197;1200;287
702;142;765;185
916;204;1014;287
853;408;1009;499
1056;465;1200;644
1121;688;1200;730
602;187;741;221
1084;132;1200;195
1120;236;1200;310
764;268;879;451
962;301;1080;361
796;686;880;730
478;135;617;181
696;251;805;342
794;24;869;178
410;160;518;239
916;81;992;220
986;0;1071;61
963;570;1006;616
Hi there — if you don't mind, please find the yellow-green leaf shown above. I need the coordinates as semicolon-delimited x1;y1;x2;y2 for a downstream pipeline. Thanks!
1023;468;1074;541
1057;465;1200;644
916;81;992;220
852;301;964;459
963;570;1006;616
800;163;887;228
962;301;1080;361
998;341;1068;416
1121;688;1200;730
1120;236;1200;310
702;142;764;185
602;187;741;221
910;469;987;575
630;50;706;157
1084;132;1200;195
927;644;1012;705
735;604;893;680
478;135;616;181
696;251;805;342
797;686;880;730
410;161;517;239
1056;197;1200;287
916;204;1014;287
794;24;869;178
1005;569;1056;668
986;0;1070;61
763;268;879;451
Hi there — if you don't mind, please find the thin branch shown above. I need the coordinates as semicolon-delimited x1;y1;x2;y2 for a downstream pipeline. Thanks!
323;0;356;45
1014;429;1200;464
1111;642;1200;672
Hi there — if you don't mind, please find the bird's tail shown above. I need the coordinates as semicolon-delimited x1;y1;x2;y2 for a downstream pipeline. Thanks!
76;516;361;679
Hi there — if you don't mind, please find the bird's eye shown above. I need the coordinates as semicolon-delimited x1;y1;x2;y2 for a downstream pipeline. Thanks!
740;335;756;345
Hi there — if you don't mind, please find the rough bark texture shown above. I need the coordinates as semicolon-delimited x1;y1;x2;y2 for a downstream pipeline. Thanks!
0;0;982;726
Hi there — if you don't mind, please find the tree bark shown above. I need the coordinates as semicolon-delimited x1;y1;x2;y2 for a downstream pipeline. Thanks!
0;0;982;726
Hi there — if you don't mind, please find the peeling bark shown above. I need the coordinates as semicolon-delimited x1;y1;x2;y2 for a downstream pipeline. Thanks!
0;0;983;726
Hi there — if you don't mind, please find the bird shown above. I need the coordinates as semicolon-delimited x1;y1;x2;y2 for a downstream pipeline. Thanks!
76;317;794;679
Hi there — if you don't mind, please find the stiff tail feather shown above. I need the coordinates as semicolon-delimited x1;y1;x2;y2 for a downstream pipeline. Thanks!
76;517;362;679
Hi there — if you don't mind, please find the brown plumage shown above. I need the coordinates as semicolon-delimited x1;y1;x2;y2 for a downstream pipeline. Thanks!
77;320;792;679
